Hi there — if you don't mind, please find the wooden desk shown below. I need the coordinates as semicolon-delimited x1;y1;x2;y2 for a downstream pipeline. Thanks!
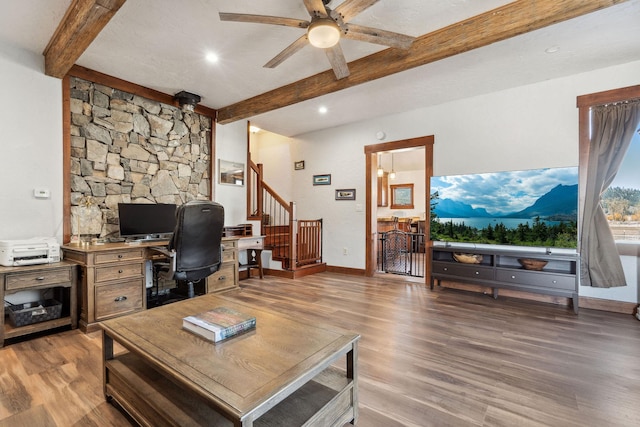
237;236;264;279
62;237;238;333
0;261;77;347
100;293;360;426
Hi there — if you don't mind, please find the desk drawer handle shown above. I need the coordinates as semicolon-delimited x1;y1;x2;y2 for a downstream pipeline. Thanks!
118;269;123;274
36;276;45;281
118;254;123;259
218;276;226;281
114;296;127;302
474;271;480;275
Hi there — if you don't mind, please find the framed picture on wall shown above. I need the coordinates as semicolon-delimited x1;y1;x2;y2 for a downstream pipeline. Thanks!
313;174;331;185
335;189;356;200
219;159;245;186
390;183;414;209
294;160;305;170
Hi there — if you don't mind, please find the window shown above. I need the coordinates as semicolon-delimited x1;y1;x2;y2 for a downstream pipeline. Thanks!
390;184;414;209
602;127;640;241
577;85;640;287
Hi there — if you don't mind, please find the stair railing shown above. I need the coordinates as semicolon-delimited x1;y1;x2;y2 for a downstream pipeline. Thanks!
248;160;322;270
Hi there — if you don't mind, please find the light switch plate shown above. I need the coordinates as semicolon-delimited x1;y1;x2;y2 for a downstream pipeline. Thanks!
34;188;51;198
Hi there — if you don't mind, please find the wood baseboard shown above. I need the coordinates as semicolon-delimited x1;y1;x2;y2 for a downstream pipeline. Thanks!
326;266;366;276
577;297;638;315
262;263;328;279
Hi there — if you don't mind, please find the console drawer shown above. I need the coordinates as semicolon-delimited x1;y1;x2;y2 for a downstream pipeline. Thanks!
432;261;493;281
95;262;144;283
93;249;145;265
495;269;575;291
5;268;72;291
95;279;144;321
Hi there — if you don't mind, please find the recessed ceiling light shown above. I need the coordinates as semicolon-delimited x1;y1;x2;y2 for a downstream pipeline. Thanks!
318;106;328;114
205;52;219;63
545;46;560;54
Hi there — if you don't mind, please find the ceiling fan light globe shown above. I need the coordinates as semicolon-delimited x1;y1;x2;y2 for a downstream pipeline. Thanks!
308;19;340;48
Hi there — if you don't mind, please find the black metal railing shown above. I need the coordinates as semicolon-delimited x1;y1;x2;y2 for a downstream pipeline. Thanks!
377;229;426;277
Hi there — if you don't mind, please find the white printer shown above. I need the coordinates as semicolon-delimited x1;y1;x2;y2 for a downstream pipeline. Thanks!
0;237;61;267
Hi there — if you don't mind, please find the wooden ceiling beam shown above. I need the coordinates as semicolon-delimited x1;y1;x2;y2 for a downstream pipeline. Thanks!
217;0;627;124
43;0;126;78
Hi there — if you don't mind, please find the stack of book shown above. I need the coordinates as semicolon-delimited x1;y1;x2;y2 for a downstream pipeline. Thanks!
182;306;256;342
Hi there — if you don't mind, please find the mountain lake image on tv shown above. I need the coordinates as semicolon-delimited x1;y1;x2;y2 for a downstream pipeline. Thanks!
430;167;578;248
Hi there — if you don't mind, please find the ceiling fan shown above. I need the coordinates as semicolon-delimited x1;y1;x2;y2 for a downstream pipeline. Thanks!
219;0;415;80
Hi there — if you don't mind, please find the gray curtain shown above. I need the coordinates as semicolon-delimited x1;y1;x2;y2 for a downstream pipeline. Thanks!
580;100;640;287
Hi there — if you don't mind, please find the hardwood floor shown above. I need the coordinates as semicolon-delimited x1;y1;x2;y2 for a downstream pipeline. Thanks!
1;272;639;426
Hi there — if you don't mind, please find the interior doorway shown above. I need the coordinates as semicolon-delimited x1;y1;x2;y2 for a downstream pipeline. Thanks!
364;136;434;285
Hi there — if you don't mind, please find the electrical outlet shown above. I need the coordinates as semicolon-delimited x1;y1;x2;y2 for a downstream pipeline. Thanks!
343;247;348;255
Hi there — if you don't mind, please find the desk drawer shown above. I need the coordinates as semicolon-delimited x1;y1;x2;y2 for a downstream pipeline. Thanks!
221;247;237;263
206;263;237;293
95;279;144;320
95;263;144;283
237;237;264;250
5;268;72;291
94;249;145;265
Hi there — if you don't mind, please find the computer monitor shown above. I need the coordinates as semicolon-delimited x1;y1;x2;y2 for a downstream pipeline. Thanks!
118;203;177;241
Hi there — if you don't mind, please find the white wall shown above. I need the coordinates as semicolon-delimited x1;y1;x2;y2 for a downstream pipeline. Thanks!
0;41;63;242
214;120;249;227
250;130;294;202
254;60;640;303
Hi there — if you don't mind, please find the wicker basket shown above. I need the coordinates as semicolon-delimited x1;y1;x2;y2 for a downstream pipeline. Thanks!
518;258;548;271
7;299;62;327
453;252;483;264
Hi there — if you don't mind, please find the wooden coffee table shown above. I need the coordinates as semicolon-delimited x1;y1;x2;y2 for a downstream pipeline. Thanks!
100;293;359;426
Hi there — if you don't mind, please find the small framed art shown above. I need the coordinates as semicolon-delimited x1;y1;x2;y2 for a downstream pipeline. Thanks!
313;174;331;185
219;159;245;186
294;160;305;170
335;189;356;200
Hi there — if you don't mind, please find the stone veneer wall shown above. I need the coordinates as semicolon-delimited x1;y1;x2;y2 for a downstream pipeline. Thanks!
69;77;212;239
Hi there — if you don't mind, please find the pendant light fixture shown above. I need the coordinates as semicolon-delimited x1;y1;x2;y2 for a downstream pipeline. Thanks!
389;153;396;180
377;154;384;177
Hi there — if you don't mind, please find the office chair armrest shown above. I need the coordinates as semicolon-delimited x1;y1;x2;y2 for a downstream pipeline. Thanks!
150;246;177;279
149;246;172;258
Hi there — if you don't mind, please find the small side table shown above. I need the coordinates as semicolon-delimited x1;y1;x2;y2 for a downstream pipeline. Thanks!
0;261;77;347
237;236;264;279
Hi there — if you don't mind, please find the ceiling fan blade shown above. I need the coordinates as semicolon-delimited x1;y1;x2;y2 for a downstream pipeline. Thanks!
335;0;379;22
264;34;309;68
344;23;415;49
325;43;350;80
219;12;309;29
303;0;328;18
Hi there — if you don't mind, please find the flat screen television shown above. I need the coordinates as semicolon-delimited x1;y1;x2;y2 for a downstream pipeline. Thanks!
430;167;578;248
118;203;177;240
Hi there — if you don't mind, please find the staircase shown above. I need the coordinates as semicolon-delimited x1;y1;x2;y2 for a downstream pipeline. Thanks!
248;161;325;277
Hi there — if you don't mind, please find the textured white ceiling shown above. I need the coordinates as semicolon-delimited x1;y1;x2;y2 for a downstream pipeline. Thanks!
2;0;639;137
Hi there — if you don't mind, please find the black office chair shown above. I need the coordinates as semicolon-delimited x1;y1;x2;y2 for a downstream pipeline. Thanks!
153;200;225;300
